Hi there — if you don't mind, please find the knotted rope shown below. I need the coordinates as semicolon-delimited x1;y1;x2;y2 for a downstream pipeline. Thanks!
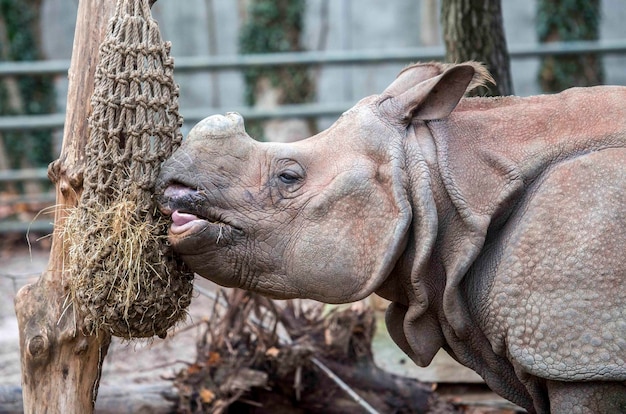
65;0;194;339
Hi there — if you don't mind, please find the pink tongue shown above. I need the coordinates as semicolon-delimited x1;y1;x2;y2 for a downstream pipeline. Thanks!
172;211;199;226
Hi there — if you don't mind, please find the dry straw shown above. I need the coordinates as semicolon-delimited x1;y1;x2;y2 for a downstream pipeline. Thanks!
64;0;194;339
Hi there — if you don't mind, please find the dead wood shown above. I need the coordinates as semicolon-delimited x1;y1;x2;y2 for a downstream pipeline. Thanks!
173;290;460;414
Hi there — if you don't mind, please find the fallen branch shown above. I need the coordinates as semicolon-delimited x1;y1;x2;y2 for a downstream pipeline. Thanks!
173;289;459;413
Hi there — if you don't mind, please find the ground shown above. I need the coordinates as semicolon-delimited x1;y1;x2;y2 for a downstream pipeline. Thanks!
0;234;520;413
0;235;219;390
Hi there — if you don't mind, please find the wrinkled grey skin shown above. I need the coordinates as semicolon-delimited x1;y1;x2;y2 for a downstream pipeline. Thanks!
156;62;626;413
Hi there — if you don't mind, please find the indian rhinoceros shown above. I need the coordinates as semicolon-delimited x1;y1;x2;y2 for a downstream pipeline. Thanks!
156;61;626;413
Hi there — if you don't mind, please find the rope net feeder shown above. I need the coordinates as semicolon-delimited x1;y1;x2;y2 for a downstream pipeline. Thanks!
64;0;194;339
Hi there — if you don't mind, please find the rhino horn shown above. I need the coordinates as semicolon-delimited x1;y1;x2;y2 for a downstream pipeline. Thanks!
187;112;248;141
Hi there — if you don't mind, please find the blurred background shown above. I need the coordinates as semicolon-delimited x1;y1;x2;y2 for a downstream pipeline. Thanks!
1;0;625;236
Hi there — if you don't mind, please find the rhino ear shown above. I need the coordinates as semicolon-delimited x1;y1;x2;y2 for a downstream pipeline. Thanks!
380;63;488;123
380;64;444;97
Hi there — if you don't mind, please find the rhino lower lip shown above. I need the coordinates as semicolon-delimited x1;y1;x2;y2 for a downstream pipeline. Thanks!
170;211;205;235
168;209;240;238
158;185;241;236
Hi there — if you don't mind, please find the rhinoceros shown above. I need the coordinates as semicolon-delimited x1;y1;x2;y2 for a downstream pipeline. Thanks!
156;61;626;413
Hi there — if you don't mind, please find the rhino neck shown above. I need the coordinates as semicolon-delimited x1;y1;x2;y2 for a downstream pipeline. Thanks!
414;89;626;411
375;122;453;367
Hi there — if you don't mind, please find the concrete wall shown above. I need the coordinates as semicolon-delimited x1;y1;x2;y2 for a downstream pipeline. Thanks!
39;0;626;133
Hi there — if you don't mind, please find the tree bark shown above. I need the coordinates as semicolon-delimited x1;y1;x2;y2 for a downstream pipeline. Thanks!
14;1;116;413
441;0;513;96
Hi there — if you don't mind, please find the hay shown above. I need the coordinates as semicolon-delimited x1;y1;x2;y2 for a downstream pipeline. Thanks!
64;190;192;339
63;0;194;339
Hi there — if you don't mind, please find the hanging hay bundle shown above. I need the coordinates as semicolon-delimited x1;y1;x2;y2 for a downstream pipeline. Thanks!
64;0;194;339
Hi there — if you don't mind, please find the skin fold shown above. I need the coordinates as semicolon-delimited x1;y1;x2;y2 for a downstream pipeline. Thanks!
156;62;626;413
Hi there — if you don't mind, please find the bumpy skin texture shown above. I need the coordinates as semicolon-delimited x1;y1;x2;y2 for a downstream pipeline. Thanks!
156;62;626;413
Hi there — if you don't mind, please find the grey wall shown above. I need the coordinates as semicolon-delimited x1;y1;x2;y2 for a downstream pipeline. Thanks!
39;0;626;133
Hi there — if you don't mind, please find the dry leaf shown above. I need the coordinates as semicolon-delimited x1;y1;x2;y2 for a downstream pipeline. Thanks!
207;351;221;366
200;388;216;404
266;347;280;358
187;363;202;375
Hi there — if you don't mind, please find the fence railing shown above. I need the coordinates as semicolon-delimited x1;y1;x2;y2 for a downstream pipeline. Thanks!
3;39;626;78
2;39;626;233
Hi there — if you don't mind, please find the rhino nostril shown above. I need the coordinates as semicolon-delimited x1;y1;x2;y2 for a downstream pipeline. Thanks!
157;184;200;217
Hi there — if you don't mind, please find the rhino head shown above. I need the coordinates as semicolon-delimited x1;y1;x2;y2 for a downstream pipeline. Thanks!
155;62;487;303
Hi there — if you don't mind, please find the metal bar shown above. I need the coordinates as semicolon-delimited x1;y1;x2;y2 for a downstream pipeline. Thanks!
173;39;626;69
0;168;49;181
173;46;443;72
0;47;438;76
0;102;352;132
0;113;66;131
0;193;56;206
183;101;352;123
2;40;626;76
509;39;626;58
0;220;53;234
0;59;71;76
310;357;380;414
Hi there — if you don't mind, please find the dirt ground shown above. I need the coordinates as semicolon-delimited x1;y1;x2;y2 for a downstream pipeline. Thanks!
0;235;220;390
0;234;521;413
0;236;474;389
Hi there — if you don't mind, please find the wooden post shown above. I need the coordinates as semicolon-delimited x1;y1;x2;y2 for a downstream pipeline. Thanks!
14;1;116;412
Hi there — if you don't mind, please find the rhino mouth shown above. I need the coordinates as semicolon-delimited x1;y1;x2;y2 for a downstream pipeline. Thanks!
168;210;209;235
157;184;241;241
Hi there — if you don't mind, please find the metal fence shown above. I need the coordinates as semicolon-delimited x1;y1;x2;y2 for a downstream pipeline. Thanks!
1;39;626;233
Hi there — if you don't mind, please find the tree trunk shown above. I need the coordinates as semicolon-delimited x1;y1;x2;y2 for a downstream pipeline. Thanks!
441;0;513;97
14;1;116;413
537;0;603;92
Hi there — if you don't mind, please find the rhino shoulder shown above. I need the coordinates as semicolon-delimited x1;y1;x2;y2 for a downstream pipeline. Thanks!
480;148;626;382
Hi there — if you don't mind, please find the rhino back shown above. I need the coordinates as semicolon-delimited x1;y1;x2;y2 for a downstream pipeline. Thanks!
430;86;626;225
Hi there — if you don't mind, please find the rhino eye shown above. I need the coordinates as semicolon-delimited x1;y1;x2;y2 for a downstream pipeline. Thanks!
274;159;305;197
278;171;301;185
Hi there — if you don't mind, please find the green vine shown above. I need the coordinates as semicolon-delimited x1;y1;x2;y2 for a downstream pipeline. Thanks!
0;0;56;181
239;0;313;107
536;0;603;92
